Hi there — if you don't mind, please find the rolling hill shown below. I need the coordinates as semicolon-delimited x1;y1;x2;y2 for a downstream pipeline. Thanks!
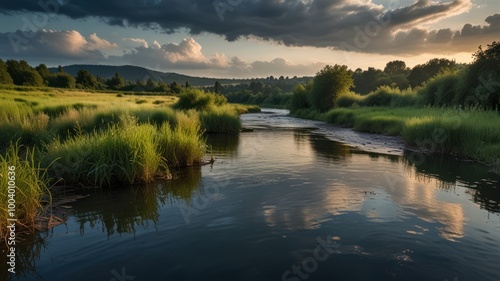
50;65;248;87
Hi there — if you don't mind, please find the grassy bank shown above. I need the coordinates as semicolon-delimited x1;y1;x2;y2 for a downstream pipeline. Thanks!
0;86;250;237
324;107;500;165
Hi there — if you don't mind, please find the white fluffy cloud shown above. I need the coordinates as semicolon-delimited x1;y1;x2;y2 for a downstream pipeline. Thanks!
123;38;149;48
0;30;116;62
106;37;324;77
109;37;231;70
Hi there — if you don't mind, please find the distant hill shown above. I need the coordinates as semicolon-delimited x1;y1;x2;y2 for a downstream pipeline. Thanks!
50;64;249;87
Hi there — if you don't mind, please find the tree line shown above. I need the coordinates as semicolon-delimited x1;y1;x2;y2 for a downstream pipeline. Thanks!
290;41;500;112
0;60;193;94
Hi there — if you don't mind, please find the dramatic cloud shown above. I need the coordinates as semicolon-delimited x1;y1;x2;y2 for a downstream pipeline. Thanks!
0;32;320;77
1;0;497;55
0;30;115;62
108;37;230;70
106;37;323;77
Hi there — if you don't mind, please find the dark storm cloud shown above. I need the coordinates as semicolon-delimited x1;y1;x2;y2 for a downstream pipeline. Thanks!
0;0;498;54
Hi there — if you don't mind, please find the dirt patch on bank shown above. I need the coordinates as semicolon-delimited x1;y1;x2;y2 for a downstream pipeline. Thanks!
316;123;406;156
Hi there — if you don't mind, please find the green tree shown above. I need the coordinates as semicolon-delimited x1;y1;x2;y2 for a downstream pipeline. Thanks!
289;83;310;112
0;59;14;85
384;60;407;75
353;67;384;95
35;64;52;81
185;81;191;88
19;70;45;87
214;81;222;94
462;41;500;108
106;72;125;90
156;81;170;93
170;81;183;94
48;73;76;88
146;78;158;90
6;60;44;87
76;69;98;89
310;65;353;112
408;58;456;87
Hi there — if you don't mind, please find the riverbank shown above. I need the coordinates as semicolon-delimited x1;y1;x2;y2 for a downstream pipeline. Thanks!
291;107;500;169
0;87;257;239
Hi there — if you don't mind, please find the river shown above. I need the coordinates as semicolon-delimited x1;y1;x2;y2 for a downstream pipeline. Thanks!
7;109;500;281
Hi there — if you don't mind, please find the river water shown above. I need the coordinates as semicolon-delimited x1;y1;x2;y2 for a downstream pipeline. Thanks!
8;109;500;281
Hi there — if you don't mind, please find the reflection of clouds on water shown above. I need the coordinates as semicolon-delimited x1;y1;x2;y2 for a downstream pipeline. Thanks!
258;148;465;242
261;183;366;231
247;110;490;243
383;164;465;242
324;184;365;216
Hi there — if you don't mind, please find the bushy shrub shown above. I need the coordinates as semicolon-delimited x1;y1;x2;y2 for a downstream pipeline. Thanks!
363;86;397;107
289;84;310;112
174;89;227;111
418;70;462;106
336;91;364;108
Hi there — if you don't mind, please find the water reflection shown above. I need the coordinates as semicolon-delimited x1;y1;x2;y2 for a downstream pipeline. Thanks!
1;232;48;281
71;167;202;236
403;150;500;213
205;134;240;156
286;130;500;242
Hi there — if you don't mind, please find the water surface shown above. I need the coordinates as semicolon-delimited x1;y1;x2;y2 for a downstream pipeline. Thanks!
8;109;500;281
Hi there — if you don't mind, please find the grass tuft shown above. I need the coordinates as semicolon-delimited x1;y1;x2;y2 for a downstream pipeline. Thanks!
1;141;51;238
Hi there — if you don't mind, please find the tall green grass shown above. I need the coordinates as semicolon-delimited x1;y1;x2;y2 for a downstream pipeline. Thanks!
403;109;500;163
200;105;242;133
325;106;500;164
157;112;206;167
326;107;407;135
44;121;166;187
0;142;51;238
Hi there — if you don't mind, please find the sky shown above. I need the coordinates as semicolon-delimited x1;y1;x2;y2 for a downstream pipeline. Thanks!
0;0;499;78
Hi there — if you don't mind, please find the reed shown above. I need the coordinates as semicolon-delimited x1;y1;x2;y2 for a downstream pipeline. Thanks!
200;105;242;133
44;121;166;187
157;111;206;167
0;141;51;238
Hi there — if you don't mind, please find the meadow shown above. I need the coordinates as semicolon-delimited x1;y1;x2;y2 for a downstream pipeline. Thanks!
0;86;252;238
